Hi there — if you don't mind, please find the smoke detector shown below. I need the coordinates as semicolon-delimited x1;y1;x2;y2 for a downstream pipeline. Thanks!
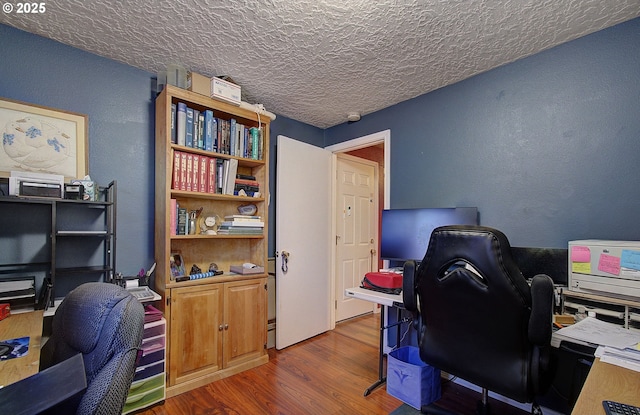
347;112;361;122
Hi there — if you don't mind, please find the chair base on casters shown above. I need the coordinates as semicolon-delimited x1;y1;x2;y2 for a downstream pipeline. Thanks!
420;388;491;415
420;388;543;415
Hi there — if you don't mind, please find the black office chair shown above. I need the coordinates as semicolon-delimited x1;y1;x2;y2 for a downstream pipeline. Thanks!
403;225;556;415
40;282;145;415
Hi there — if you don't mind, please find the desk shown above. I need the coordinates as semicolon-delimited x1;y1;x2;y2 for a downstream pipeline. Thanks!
0;310;44;387
345;287;405;396
571;358;640;414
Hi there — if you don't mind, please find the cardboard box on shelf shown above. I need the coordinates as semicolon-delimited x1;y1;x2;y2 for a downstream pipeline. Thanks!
211;77;241;105
187;72;211;96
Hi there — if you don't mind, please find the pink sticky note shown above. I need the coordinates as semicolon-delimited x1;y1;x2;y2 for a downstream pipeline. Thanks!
598;253;621;275
571;246;591;263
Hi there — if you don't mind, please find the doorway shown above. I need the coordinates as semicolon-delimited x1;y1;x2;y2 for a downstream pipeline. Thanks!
326;130;391;324
334;153;379;321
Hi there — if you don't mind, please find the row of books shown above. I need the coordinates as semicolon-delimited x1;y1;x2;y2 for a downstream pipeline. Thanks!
172;150;261;196
218;214;264;235
172;102;264;160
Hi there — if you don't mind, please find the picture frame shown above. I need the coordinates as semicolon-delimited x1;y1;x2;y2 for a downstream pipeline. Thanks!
170;252;186;279
0;97;88;179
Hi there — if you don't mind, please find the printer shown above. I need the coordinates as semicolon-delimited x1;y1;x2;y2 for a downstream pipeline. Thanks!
568;239;640;300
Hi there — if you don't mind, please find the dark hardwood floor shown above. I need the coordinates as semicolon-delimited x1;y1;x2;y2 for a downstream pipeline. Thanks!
137;313;530;415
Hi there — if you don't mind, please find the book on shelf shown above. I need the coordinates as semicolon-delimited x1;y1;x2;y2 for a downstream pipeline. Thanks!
224;159;239;195
192;154;200;192
224;214;261;220
199;156;208;193
204;110;214;152
230;118;236;157
171;103;176;144
193;109;201;149
235;178;259;186
220;220;264;227
170;199;177;236
172;151;181;190
177;207;187;235
176;102;187;146
185;107;194;148
208;157;217;193
217;225;263;234
180;152;188;190
186;153;194;192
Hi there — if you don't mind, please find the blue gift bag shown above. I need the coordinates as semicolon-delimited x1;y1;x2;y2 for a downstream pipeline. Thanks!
387;346;442;410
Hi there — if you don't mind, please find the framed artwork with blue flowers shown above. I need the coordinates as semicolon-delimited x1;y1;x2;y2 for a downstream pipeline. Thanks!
0;97;87;180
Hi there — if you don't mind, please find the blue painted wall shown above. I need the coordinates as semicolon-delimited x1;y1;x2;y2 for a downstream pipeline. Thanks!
326;17;640;248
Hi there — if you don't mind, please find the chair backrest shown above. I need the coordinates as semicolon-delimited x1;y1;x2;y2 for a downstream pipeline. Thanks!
404;225;553;403
42;282;144;415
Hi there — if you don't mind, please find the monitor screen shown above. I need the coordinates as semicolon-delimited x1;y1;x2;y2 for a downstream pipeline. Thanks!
380;207;478;261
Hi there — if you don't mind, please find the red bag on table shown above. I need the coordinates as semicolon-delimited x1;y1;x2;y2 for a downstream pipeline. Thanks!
361;272;402;295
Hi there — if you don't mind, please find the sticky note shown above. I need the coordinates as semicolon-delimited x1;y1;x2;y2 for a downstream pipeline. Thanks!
571;246;591;263
621;250;640;271
598;253;621;275
572;262;591;274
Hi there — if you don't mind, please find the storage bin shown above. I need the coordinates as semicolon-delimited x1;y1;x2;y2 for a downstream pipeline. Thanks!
123;374;165;414
133;360;164;382
141;334;165;352
387;346;441;410
143;319;165;338
129;373;164;395
138;348;164;367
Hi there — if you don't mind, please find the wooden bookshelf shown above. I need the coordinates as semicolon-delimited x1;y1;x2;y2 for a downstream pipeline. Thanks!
154;85;269;397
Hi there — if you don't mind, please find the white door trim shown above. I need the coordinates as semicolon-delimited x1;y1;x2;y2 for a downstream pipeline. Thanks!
325;129;391;209
325;129;391;327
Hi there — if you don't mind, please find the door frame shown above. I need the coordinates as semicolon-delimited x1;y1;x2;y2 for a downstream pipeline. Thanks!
325;129;391;327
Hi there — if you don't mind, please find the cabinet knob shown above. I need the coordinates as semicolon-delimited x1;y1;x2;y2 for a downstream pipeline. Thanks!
224;324;229;330
219;325;224;331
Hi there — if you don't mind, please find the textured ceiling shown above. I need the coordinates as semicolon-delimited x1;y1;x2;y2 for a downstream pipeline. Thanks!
1;1;639;128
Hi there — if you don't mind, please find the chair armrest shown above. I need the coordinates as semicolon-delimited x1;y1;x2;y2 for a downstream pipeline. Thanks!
529;274;554;346
403;260;417;312
0;353;86;415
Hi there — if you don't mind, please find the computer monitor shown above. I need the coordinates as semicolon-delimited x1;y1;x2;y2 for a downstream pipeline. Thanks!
380;207;478;262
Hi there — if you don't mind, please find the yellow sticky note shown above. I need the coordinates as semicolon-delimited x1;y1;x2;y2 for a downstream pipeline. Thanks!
572;262;591;274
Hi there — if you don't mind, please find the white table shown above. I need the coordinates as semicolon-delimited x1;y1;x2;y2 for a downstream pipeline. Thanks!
345;286;407;395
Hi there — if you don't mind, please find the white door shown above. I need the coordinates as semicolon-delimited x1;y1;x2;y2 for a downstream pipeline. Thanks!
335;154;378;321
276;136;332;349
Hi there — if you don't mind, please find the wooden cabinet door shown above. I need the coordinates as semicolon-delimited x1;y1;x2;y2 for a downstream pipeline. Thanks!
169;284;223;385
223;278;267;368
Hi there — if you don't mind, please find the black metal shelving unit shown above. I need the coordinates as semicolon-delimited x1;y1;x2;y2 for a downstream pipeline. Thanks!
0;181;116;312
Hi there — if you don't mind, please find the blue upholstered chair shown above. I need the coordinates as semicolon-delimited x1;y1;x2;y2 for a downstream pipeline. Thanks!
40;282;144;415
